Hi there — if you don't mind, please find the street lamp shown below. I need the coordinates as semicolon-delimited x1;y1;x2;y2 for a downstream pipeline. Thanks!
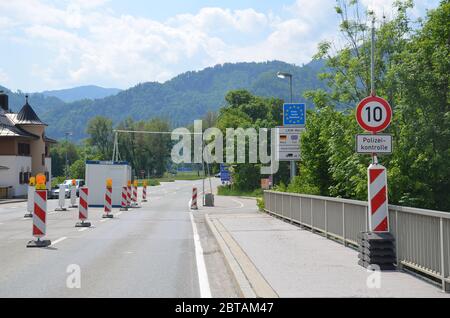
65;132;72;180
277;72;293;103
277;71;296;182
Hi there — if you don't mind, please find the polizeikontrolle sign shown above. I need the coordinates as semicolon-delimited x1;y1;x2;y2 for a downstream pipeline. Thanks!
356;134;392;154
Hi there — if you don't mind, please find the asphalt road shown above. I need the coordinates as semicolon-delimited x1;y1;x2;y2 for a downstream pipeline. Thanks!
0;179;238;297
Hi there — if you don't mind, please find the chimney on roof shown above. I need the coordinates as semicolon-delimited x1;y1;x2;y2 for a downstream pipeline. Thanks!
0;91;8;112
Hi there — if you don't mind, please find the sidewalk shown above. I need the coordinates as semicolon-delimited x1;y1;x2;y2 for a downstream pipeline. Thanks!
205;195;450;298
0;198;27;205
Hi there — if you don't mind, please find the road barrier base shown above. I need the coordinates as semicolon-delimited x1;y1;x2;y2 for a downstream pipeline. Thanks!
55;207;67;211
27;239;51;248
23;213;32;218
120;207;128;211
75;221;91;228
357;231;396;271
142;199;147;202
69;205;78;208
102;214;114;219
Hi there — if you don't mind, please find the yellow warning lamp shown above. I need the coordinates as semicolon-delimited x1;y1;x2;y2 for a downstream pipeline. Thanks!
106;178;113;188
29;176;36;186
72;179;76;186
133;180;138;187
143;180;147;187
36;174;46;190
127;180;131;187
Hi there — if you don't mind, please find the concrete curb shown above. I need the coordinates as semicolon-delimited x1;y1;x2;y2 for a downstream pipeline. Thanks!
205;214;256;298
205;214;279;298
0;199;27;205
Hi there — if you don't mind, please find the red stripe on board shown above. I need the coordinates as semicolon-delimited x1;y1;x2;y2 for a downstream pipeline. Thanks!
34;203;46;222
106;195;111;204
80;198;87;209
36;190;46;201
33;224;43;236
79;212;86;220
369;169;384;184
374;217;388;232
371;186;386;214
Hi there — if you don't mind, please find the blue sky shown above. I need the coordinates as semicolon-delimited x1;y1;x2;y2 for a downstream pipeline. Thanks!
0;0;440;92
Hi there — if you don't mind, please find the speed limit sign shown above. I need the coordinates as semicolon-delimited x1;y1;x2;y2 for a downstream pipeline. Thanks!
356;96;392;133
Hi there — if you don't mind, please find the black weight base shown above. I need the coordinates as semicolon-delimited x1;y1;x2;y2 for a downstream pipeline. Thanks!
358;231;396;271
102;214;114;219
55;207;67;211
69;205;78;208
24;213;32;218
142;199;147;202
75;221;91;228
120;207;128;211
27;239;51;248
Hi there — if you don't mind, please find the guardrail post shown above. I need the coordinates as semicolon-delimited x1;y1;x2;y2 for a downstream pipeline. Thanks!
395;209;402;270
440;217;449;292
289;195;292;223
342;202;347;247
365;206;368;232
299;196;302;224
310;198;314;233
324;200;328;238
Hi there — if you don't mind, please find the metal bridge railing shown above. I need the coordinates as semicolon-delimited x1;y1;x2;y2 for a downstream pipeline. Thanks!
263;190;450;292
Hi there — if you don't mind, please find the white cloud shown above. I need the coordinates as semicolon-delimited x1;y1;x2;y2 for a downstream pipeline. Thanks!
0;0;439;91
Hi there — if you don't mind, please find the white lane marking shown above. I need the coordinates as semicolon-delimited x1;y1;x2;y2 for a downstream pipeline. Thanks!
51;236;68;246
78;227;88;232
188;202;212;298
100;219;107;223
231;198;244;208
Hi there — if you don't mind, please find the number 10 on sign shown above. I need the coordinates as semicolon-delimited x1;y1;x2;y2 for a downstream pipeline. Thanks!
356;96;392;133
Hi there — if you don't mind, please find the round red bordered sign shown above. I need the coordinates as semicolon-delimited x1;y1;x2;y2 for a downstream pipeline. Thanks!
356;96;392;133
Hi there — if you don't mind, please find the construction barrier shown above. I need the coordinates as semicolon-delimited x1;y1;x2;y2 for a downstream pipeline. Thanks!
103;179;113;218
76;186;91;227
70;179;77;208
190;187;198;210
25;182;35;218
142;181;147;202
120;186;128;211
368;164;389;232
131;180;139;208
27;174;51;247
55;184;67;211
127;181;132;208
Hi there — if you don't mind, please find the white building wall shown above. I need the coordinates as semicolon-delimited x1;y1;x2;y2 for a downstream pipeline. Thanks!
0;156;32;197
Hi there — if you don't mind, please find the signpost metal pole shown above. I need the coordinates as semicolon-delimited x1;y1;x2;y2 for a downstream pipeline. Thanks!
370;16;378;165
288;76;296;182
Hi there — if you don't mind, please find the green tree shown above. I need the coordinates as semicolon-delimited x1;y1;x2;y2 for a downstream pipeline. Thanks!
86;116;113;160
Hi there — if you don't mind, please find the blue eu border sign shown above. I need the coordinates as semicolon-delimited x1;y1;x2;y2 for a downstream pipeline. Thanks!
220;164;231;182
283;103;306;127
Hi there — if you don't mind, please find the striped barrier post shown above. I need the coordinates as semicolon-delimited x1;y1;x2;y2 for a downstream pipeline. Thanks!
103;179;113;218
76;186;91;227
55;184;68;211
127;182;132;208
190;187;198;210
131;180;139;208
367;164;389;232
142;183;147;202
24;183;34;218
27;174;51;247
70;180;77;208
133;185;137;203
120;186;128;211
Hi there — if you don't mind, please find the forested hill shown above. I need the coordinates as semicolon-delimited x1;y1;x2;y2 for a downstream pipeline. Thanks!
2;60;326;141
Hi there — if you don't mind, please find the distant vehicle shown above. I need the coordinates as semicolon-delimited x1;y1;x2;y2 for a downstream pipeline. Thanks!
49;179;85;199
215;173;221;178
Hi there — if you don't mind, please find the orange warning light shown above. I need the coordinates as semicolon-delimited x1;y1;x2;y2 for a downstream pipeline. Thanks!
127;180;131;187
72;179;76;186
36;174;46;190
106;178;113;188
143;180;147;187
133;180;138;187
29;177;36;186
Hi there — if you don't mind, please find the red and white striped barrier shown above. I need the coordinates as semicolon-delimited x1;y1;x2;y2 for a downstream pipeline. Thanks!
121;186;128;211
76;186;91;227
127;185;131;208
133;185;137;203
55;183;67;211
26;189;51;247
368;164;389;232
190;187;198;210
142;185;147;202
103;185;113;218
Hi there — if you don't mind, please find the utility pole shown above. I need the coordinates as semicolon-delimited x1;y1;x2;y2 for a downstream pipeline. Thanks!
65;132;72;180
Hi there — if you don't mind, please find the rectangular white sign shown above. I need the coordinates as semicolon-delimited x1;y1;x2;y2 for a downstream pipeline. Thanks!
356;134;392;154
275;127;302;161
